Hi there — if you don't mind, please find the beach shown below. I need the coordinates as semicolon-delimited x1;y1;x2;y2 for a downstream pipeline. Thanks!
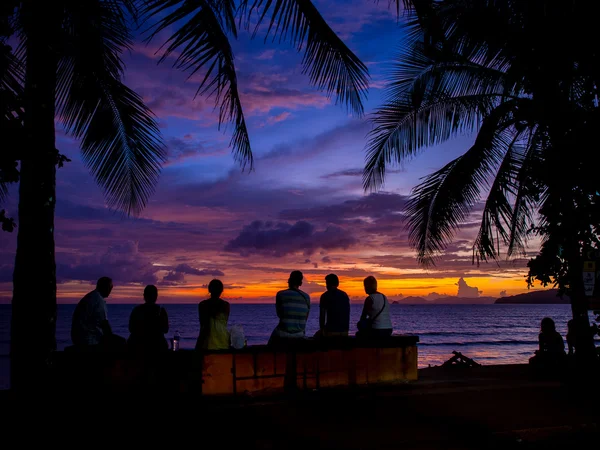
2;364;598;449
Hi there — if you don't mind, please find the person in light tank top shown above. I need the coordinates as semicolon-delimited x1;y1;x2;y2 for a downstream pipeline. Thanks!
358;276;393;338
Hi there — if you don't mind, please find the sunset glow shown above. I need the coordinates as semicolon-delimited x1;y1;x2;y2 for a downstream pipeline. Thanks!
0;0;541;304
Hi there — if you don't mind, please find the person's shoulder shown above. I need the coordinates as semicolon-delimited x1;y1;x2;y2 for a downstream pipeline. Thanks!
337;289;350;299
297;289;309;299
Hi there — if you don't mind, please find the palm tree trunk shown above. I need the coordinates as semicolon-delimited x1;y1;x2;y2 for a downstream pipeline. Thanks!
564;241;597;362
10;4;58;390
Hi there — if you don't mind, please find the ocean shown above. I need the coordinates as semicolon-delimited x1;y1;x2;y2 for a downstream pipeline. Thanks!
0;303;582;389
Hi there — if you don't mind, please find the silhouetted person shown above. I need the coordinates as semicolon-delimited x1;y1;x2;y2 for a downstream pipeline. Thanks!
71;277;119;350
127;285;169;354
357;276;392;338
319;274;350;337
269;270;310;345
196;279;230;350
529;317;565;368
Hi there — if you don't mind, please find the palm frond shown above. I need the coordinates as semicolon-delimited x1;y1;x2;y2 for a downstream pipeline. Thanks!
472;132;524;262
79;79;165;215
0;40;24;203
364;35;523;192
57;0;166;215
405;101;519;266
363;93;497;191
141;0;253;169
240;0;369;116
506;128;545;257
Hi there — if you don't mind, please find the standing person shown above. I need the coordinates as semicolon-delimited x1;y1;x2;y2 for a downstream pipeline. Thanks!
71;277;122;350
357;276;393;339
196;279;230;350
127;285;169;354
319;274;350;337
269;270;310;345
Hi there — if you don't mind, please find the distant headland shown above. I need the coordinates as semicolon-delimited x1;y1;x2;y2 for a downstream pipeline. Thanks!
388;289;568;305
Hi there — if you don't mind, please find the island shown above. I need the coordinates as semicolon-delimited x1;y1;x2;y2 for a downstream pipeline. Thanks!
494;290;568;304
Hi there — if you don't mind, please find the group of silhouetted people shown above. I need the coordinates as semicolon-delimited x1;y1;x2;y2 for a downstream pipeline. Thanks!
69;270;395;354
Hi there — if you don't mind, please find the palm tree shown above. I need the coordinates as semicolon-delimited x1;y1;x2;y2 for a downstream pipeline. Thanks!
364;1;600;357
3;0;166;389
139;0;370;167
2;0;371;388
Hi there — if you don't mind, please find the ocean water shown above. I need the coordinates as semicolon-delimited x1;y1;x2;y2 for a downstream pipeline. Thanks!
0;303;583;389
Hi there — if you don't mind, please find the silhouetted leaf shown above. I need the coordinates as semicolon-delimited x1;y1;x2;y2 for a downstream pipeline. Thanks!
142;0;253;170
57;0;166;215
240;0;369;116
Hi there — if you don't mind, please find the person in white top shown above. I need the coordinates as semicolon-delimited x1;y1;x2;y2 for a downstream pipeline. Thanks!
71;277;114;348
357;276;393;338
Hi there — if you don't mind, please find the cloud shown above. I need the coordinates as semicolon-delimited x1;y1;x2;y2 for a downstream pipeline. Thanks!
165;136;227;163
224;220;357;257
56;241;158;285
255;49;276;60
499;290;507;297
173;264;224;277
321;256;331;263
280;192;409;226
321;168;405;179
456;278;482;298
260;111;292;127
160;271;186;286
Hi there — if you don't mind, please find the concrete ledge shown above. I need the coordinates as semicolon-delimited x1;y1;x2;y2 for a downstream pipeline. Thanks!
51;335;419;396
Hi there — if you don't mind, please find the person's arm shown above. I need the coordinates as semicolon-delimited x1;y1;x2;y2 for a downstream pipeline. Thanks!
319;294;327;331
97;297;112;336
360;296;373;321
276;292;283;319
160;307;169;334
305;293;310;320
224;301;231;321
128;308;135;334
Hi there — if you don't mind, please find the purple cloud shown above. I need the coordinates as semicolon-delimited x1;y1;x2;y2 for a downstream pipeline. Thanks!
160;271;186;286
174;264;224;277
224;220;357;257
56;241;158;285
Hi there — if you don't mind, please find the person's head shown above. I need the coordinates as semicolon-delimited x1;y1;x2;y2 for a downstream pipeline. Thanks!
541;317;556;334
567;319;575;332
363;276;377;295
144;285;158;304
208;279;224;298
96;277;113;298
325;273;339;291
288;270;303;289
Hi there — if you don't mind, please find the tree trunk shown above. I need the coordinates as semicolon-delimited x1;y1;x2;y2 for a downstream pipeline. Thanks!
564;240;597;363
10;3;58;391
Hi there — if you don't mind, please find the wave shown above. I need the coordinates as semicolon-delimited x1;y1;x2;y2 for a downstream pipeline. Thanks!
418;340;539;346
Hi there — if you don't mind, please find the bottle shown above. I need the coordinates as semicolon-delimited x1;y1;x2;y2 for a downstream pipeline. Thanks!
172;331;180;351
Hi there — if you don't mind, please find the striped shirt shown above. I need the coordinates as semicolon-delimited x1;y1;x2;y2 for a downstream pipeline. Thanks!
275;289;310;335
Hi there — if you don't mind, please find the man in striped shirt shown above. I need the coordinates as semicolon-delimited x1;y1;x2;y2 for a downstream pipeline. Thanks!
269;270;310;344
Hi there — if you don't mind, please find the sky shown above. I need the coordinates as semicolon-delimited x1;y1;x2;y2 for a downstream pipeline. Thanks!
0;1;543;303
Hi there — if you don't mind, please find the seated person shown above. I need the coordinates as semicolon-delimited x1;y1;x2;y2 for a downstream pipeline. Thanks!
269;271;310;345
71;277;124;351
357;276;393;338
529;317;566;367
319;274;350;337
196;279;230;350
127;285;169;354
